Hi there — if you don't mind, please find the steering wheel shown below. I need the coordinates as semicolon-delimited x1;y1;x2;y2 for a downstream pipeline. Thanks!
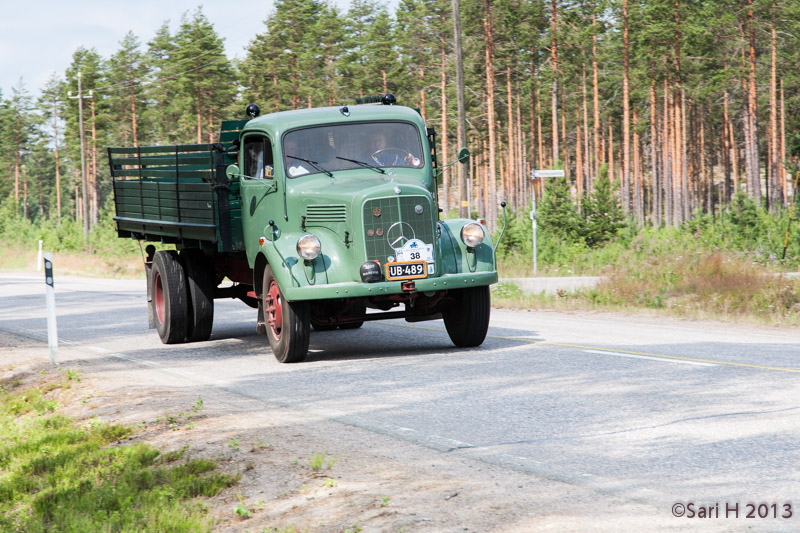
371;148;409;167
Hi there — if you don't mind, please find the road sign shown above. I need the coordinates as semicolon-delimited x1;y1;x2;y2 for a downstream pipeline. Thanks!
532;169;565;178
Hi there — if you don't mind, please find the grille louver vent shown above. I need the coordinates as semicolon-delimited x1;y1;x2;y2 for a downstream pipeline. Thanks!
305;204;347;224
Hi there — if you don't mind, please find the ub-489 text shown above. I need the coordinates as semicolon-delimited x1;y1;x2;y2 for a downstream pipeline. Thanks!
672;502;793;519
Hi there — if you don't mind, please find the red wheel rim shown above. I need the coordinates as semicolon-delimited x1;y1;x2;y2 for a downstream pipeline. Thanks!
154;270;165;323
265;280;282;340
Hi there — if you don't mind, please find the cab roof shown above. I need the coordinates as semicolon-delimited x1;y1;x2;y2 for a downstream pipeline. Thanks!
241;104;427;141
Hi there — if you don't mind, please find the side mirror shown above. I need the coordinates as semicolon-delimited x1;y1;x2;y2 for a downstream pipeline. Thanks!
457;147;470;163
226;164;241;182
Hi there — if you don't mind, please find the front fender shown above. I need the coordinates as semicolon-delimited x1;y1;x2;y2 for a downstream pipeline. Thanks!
438;219;495;274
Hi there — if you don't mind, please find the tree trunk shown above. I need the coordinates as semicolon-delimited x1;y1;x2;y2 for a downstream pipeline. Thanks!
483;0;498;230
129;72;138;146
781;78;787;204
622;0;631;214
650;79;660;226
52;94;62;218
746;0;761;204
550;0;559;166
592;9;600;182
633;106;642;224
663;79;673;227
441;44;449;214
769;16;781;210
506;65;515;208
582;63;590;196
90;98;98;226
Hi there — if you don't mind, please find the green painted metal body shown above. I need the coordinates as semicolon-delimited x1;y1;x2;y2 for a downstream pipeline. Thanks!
108;104;497;301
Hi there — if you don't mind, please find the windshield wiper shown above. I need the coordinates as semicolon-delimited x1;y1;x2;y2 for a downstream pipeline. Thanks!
335;156;386;174
286;155;333;177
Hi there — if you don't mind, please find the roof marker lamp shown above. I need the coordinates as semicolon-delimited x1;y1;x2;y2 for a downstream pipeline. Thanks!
297;234;321;260
461;223;485;248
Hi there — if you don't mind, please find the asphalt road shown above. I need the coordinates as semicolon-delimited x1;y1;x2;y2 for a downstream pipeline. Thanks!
2;273;800;528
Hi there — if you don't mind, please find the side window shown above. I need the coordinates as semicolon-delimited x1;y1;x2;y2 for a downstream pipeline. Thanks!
243;135;274;179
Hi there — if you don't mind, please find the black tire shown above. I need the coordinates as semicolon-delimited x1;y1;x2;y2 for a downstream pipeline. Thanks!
442;286;491;347
180;249;215;342
150;250;189;344
263;265;310;363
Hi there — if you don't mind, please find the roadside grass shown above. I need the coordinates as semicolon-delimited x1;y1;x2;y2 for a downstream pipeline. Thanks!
494;241;800;326
0;243;144;279
0;377;239;532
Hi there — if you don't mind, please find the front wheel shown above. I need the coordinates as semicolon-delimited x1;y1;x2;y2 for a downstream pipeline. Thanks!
442;286;491;347
263;265;310;363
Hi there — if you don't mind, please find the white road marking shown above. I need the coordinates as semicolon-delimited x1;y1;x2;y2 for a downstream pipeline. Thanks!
583;349;716;367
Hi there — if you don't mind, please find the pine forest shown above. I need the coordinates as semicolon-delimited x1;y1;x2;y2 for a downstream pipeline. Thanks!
2;0;800;247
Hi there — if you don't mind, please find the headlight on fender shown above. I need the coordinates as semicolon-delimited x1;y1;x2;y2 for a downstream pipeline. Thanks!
297;234;321;260
461;223;485;248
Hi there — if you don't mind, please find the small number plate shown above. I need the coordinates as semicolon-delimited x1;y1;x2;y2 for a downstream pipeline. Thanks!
386;261;428;281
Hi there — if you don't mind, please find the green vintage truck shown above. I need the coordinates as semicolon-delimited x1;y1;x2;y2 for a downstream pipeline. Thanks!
109;95;498;362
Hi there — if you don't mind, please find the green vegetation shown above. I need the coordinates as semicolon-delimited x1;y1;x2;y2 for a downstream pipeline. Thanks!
308;451;338;471
0;378;239;532
494;191;800;324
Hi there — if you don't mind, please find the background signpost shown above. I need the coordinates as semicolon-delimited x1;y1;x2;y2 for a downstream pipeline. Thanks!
530;169;565;274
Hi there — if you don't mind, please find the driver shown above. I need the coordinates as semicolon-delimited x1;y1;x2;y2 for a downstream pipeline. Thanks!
369;131;416;167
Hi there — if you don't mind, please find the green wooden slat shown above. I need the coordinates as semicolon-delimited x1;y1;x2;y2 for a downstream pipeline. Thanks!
111;154;213;166
117;209;213;222
140;199;214;210
114;179;210;187
115;191;212;203
113;169;213;179
109;143;214;154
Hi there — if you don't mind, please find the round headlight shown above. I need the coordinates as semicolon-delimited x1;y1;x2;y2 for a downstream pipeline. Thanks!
461;223;485;248
297;234;321;260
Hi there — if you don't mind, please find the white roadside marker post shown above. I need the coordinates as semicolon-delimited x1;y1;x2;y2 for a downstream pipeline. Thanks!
44;253;58;365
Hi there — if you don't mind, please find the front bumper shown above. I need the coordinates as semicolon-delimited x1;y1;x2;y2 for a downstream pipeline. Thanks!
281;271;498;301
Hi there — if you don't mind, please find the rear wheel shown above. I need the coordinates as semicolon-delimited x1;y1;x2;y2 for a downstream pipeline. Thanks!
150;251;188;344
263;265;310;363
442;286;490;347
180;249;215;342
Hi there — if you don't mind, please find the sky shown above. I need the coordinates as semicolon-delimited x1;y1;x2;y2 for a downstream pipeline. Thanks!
0;0;352;99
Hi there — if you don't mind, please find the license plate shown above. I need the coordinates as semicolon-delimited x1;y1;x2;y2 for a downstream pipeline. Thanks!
386;261;427;281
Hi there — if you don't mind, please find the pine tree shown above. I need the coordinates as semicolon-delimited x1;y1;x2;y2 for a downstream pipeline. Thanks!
36;75;66;219
106;31;149;146
581;165;626;248
537;172;580;243
173;8;236;142
146;23;182;144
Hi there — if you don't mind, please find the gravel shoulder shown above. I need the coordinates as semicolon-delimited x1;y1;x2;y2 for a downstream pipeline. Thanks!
1;326;737;533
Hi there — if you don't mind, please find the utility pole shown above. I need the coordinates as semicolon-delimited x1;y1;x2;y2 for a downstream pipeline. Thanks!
68;71;92;248
452;0;471;218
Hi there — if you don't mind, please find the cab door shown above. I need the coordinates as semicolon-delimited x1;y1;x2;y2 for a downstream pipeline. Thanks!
239;133;281;266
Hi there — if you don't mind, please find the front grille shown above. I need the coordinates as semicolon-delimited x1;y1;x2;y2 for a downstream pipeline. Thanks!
305;204;347;225
363;196;435;262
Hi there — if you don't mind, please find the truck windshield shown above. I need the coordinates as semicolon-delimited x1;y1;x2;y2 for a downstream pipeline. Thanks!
283;122;424;178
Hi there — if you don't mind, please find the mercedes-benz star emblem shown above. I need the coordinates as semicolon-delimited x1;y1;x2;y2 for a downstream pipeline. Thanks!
386;221;416;248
